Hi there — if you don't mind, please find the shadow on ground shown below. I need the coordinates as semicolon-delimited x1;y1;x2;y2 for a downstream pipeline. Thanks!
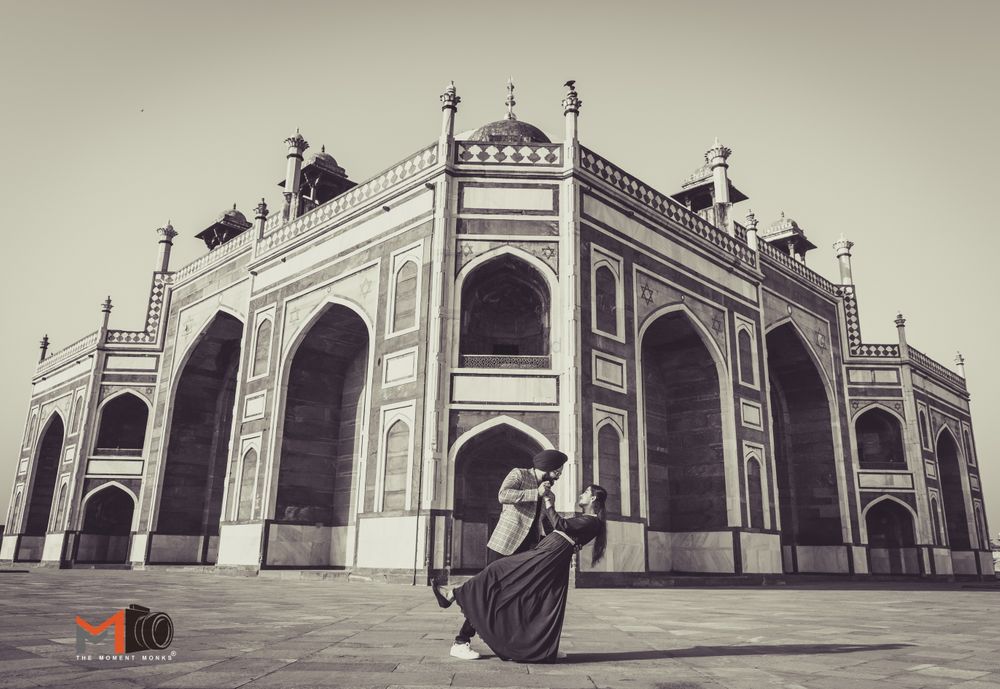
559;642;914;663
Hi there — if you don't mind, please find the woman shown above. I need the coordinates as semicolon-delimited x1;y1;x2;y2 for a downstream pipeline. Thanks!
433;484;607;663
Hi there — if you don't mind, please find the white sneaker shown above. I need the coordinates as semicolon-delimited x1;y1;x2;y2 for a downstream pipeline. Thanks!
450;642;481;660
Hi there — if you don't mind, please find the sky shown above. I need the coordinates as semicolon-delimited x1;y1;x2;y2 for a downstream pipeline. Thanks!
1;1;997;537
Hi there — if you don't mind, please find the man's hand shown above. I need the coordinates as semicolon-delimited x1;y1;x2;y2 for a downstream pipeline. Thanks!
537;480;552;497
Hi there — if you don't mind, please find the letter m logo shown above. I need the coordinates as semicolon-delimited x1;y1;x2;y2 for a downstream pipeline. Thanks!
75;609;125;654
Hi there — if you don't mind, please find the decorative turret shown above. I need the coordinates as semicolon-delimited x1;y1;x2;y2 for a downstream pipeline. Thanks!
440;80;460;139
745;209;759;251
562;80;581;165
673;139;747;234
955;351;966;378
293;145;355;215
833;234;855;284
39;334;49;362
155;221;178;272
281;130;309;220
759;212;817;263
253;198;269;241
895;311;909;358
194;205;252;250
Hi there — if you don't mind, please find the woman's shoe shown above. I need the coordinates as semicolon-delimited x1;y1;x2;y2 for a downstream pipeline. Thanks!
432;584;453;609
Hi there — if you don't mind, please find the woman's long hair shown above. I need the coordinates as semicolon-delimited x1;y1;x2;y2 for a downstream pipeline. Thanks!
587;484;608;566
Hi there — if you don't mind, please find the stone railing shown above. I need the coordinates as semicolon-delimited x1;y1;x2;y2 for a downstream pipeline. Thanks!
579;147;756;268
909;346;966;390
459;354;550;370
757;238;837;295
173;229;254;283
455;141;562;166
92;447;143;457
257;143;439;255
37;330;99;374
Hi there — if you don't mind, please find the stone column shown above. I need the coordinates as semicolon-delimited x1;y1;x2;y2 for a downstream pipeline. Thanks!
562;80;581;167
38;334;49;362
707;138;733;234
745;210;759;252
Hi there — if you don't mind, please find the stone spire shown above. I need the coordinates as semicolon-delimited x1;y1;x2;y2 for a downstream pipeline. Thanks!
155;221;178;272
895;311;909;357
505;77;516;120
562;79;581;144
955;351;966;378
39;334;49;362
833;234;855;285
439;80;460;142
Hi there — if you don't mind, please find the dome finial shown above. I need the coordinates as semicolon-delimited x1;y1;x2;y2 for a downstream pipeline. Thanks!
505;77;516;120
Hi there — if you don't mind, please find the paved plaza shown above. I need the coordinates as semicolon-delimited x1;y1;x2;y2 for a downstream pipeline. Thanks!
0;569;998;689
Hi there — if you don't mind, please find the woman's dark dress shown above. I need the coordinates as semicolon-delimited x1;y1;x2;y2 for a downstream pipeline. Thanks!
453;507;601;663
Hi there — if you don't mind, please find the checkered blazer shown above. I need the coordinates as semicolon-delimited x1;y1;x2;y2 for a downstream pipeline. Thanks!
486;467;543;556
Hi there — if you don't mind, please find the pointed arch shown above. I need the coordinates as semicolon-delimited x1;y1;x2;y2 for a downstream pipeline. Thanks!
446;415;554;512
168;306;246;392
935;425;972;550
853;405;906;468
636;302;738;529
23;411;65;536
270;297;373;529
93;390;151;456
77;481;137;564
454;246;558;369
765;318;849;549
861;493;919;524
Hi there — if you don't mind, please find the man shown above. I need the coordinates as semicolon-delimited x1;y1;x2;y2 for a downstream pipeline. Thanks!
450;448;568;660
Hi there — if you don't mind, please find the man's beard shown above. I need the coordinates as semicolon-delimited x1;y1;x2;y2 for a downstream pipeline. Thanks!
541;471;560;483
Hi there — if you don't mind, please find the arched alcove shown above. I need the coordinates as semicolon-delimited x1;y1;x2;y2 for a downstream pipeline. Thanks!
94;393;148;456
453;423;542;571
596;422;622;515
77;484;135;564
855;407;905;468
23;414;64;538
865;498;918;574
459;254;550;368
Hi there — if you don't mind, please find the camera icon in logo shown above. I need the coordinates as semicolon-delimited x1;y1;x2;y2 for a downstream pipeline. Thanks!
124;604;173;653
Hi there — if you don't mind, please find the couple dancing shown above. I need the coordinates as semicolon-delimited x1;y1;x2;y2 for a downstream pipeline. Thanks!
433;448;608;663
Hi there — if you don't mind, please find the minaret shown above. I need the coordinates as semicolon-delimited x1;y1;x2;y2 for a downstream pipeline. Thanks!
155;221;178;272
282;130;309;220
744;209;759;252
706;138;734;235
39;334;49;362
254;198;269;240
955;351;966;379
833;234;855;284
562;80;581;167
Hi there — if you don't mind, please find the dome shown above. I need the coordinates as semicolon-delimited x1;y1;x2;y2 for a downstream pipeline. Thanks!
468;117;551;144
217;205;251;229
766;211;801;235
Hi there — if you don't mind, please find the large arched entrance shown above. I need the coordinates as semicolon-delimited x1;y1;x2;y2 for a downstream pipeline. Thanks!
459;254;550;369
865;498;917;574
641;311;725;533
154;312;243;564
453;424;543;571
937;429;971;550
766;323;842;569
17;414;65;561
270;303;369;567
76;485;135;564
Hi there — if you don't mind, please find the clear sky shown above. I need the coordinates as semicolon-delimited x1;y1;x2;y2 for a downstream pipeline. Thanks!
1;1;997;536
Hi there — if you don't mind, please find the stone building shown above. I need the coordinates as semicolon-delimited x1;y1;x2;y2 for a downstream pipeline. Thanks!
1;81;992;582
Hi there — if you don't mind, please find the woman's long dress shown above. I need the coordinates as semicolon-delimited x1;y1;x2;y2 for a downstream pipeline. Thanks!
453;508;601;663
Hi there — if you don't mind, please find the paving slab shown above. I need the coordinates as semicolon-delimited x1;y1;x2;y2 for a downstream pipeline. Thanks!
1;568;998;688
